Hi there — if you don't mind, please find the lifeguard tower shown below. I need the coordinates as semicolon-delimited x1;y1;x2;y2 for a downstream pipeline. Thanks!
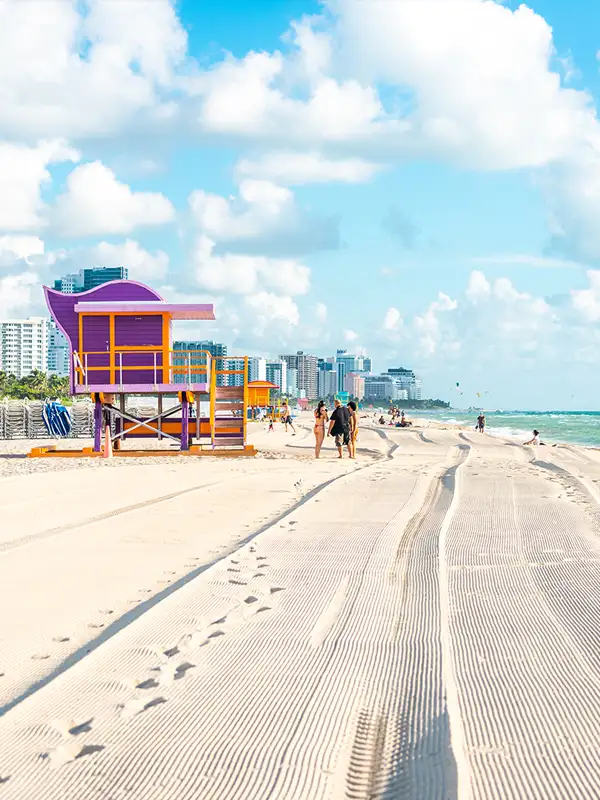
31;279;255;457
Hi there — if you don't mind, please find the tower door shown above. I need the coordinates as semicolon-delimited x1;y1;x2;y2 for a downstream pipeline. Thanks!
81;315;111;385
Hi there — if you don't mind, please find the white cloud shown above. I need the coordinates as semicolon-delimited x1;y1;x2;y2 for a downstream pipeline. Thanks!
192;235;310;296
190;180;292;241
466;270;491;304
236;152;381;185
571;269;600;322
189;178;338;257
87;240;169;281
383;307;402;331
0;140;79;231
0;0;188;140
344;329;359;342
51;162;175;237
332;0;594;169
0;272;39;317
0;235;44;261
414;292;458;356
244;292;300;335
314;302;328;322
190;46;395;145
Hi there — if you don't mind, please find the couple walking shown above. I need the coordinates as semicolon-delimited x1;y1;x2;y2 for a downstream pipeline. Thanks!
314;398;358;459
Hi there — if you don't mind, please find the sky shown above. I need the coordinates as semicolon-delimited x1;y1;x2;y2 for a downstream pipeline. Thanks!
2;0;600;409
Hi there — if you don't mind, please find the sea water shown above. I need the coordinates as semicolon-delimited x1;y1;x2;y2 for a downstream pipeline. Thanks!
420;410;600;448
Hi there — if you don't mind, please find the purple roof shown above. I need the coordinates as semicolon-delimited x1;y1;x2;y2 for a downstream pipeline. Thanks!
74;301;215;320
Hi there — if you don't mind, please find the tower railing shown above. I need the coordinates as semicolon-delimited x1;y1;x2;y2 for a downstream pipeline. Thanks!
72;349;213;389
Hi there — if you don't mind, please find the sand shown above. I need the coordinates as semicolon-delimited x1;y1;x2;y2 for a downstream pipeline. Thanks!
1;418;600;797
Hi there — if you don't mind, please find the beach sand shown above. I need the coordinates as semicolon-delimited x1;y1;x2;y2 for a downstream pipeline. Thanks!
1;417;600;797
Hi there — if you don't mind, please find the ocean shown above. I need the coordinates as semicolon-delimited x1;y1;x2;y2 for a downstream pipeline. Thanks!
420;410;600;448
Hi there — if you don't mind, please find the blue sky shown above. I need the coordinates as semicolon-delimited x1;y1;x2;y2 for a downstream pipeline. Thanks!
1;0;600;408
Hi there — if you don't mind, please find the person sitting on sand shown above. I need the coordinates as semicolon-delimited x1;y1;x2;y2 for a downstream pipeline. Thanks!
524;429;541;446
378;415;386;425
328;398;352;459
313;400;328;458
347;400;358;459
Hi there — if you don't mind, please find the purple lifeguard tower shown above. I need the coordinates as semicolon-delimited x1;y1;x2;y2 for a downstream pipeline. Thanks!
37;279;252;456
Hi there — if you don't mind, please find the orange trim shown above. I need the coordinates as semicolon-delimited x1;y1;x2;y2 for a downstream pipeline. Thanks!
109;313;115;382
162;313;170;383
78;311;165;316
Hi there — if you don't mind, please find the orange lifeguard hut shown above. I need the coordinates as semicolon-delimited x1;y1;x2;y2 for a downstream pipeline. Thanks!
247;380;278;408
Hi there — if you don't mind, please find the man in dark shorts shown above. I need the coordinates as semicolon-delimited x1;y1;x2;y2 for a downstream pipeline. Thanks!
328;398;351;459
477;413;485;433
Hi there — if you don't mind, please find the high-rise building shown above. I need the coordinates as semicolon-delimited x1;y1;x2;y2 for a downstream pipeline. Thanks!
53;273;80;293
363;375;396;401
248;357;267;383
334;349;371;391
266;360;287;394
318;369;337;399
344;372;365;400
53;266;129;294
47;322;70;377
279;352;318;399
173;340;227;385
387;368;422;400
286;367;298;398
82;266;128;291
0;317;48;379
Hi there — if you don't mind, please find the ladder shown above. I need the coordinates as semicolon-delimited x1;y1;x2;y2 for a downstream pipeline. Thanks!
210;357;248;449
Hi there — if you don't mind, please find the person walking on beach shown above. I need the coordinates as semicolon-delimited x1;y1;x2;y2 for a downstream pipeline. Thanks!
347;400;359;459
268;415;275;432
328;398;351;459
281;403;296;435
313;400;328;458
477;413;486;433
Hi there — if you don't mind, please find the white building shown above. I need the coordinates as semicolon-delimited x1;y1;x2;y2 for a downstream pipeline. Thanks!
47;323;70;377
286;367;298;398
318;369;337;399
0;317;49;379
248;357;267;383
266;360;287;394
387;368;422;400
279;352;318;399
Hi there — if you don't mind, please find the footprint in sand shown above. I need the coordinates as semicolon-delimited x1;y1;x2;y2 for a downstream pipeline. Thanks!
120;696;166;718
136;678;159;690
31;653;50;660
52;636;70;643
208;630;225;639
87;623;105;629
229;579;248;586
47;742;105;768
244;596;259;605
